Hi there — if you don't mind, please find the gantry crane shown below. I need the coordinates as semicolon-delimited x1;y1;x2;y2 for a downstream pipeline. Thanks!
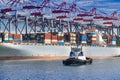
0;0;120;36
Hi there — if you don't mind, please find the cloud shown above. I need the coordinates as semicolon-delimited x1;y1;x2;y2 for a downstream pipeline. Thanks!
76;1;94;7
0;0;120;15
95;2;120;7
97;8;117;13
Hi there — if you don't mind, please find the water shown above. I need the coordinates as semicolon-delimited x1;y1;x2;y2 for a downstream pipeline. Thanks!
0;57;120;80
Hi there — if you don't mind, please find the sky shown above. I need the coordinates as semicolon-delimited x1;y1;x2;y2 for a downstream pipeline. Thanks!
0;0;120;15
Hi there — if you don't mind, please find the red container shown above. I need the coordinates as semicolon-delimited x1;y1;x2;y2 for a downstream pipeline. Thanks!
58;36;64;40
51;39;57;44
13;34;21;38
44;33;51;39
91;40;97;44
9;40;13;43
45;35;51;39
8;33;13;36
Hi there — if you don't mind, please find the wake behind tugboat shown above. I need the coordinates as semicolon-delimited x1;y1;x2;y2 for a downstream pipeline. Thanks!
63;46;93;66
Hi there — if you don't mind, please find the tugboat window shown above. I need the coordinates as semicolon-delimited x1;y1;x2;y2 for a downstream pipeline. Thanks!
70;51;75;57
78;52;83;56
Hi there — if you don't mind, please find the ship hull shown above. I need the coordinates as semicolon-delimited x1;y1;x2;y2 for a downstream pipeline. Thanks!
0;43;120;60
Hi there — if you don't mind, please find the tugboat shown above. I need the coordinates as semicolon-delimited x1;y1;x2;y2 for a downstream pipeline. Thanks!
63;46;93;66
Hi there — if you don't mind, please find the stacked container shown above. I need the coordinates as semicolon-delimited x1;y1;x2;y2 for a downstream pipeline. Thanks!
111;35;116;45
27;33;36;43
4;33;9;43
22;34;30;42
44;32;51;44
64;33;70;44
106;34;112;45
13;34;21;43
51;32;58;44
58;32;64;45
0;33;3;43
30;33;36;40
86;33;91;45
76;33;81;45
29;33;36;43
8;33;13;43
81;33;87;45
91;32;97;46
70;33;76;44
36;33;44;43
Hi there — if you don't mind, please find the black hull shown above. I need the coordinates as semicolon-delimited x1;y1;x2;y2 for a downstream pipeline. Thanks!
63;57;93;66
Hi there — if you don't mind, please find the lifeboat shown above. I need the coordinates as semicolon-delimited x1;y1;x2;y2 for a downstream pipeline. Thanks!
63;46;93;66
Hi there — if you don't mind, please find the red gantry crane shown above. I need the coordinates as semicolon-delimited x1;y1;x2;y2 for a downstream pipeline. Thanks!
0;7;16;33
0;0;37;34
23;0;51;33
90;7;119;35
52;2;77;32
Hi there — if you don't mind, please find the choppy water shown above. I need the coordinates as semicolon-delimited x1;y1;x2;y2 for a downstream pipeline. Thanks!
0;57;120;80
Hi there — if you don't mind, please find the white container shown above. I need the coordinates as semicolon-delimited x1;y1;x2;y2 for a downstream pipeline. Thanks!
51;39;57;42
91;37;97;40
58;32;64;36
81;41;87;44
112;41;116;45
44;39;51;44
0;38;2;42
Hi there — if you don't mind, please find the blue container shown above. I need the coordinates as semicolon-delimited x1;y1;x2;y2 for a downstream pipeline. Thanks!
112;38;116;41
58;41;64;45
81;36;87;41
8;36;13;38
22;34;30;40
4;40;8;43
91;44;97;46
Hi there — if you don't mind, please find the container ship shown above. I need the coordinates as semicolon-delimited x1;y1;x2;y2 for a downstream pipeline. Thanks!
0;0;120;59
0;28;120;60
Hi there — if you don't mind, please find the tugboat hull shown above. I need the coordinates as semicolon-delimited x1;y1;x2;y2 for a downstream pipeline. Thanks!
63;57;92;66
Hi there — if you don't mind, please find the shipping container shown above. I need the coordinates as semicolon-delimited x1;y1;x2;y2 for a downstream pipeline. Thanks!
86;32;97;46
111;36;116;45
70;33;76;44
91;33;97;46
4;33;8;43
22;34;30;41
0;38;2;43
64;33;70;42
30;33;36;40
76;33;81;45
35;33;44;43
8;33;13;43
44;32;51;44
13;34;21;39
51;32;58;44
13;34;22;43
81;33;87;45
86;33;91;45
81;35;87;41
0;33;3;43
116;36;120;46
105;34;112;44
58;32;64;45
